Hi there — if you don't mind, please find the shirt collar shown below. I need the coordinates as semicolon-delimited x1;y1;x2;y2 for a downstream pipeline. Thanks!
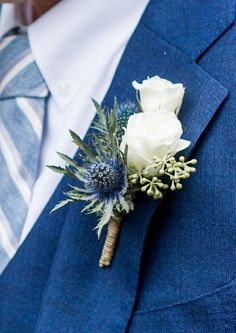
0;0;148;112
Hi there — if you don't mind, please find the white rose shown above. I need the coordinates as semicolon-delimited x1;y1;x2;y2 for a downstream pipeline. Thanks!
132;75;185;115
120;110;190;170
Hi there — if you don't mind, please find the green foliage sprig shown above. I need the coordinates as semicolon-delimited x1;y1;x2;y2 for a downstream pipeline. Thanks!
129;151;197;199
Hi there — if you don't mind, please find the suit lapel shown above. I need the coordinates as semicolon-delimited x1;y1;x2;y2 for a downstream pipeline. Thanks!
0;1;232;332
142;0;235;60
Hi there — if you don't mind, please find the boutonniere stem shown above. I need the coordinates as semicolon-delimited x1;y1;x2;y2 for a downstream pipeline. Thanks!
99;214;123;267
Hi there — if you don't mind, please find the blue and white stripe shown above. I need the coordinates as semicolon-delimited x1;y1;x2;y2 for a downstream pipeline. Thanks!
0;31;49;273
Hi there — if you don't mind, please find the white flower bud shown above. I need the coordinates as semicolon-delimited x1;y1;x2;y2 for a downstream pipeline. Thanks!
132;75;185;115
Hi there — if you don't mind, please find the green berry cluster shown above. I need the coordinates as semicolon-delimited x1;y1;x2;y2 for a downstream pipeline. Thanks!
129;151;197;200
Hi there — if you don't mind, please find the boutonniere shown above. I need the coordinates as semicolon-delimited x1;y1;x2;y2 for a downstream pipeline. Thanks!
48;75;197;267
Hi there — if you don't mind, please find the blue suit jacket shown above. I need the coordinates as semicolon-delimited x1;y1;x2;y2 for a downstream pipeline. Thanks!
0;1;236;332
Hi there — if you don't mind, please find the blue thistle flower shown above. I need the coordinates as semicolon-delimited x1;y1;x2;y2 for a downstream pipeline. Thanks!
85;158;127;200
117;101;138;139
50;99;135;238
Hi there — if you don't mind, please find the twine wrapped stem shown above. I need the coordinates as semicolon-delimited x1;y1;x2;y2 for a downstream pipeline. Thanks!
99;215;123;267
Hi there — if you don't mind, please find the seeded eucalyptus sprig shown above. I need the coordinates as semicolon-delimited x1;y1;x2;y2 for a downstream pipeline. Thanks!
129;150;197;200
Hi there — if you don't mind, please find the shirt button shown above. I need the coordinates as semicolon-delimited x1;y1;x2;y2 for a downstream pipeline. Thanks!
57;81;71;96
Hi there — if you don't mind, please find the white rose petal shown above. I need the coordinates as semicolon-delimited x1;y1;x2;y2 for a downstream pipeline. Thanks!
120;109;190;171
132;75;185;115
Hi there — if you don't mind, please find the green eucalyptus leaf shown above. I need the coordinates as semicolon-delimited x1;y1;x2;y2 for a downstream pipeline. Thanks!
47;165;68;174
91;98;102;113
113;96;118;112
57;152;80;168
69;130;95;160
